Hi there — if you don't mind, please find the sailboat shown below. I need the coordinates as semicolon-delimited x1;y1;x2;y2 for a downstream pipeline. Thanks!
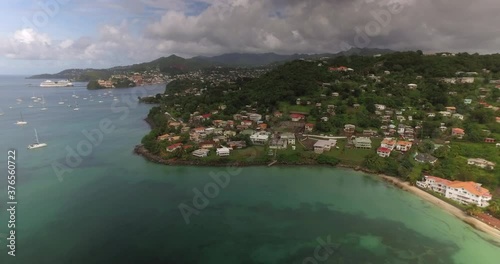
31;92;36;99
27;129;47;149
15;112;27;125
58;96;64;105
73;101;79;111
41;95;47;111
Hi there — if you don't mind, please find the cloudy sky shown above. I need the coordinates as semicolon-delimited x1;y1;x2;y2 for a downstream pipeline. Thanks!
1;0;499;75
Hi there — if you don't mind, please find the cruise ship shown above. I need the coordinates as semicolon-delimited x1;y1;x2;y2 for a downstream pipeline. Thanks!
40;80;74;87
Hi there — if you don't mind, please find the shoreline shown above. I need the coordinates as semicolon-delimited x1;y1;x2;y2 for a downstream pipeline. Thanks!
133;144;500;243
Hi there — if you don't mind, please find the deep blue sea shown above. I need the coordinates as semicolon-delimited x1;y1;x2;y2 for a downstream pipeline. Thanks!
0;75;499;264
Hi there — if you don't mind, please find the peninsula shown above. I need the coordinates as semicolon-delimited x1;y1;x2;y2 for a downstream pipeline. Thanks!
135;51;500;236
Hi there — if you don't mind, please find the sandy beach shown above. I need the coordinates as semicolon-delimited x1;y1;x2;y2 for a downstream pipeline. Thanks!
380;175;500;244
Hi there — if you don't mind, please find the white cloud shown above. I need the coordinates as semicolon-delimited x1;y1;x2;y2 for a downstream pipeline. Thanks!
2;0;500;74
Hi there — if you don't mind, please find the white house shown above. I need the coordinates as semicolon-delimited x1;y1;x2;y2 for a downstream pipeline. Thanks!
467;158;496;169
438;111;451;117
416;176;492;207
396;141;413;152
314;140;337;154
407;83;418;89
375;104;386;111
250;132;270;145
216;147;231;157
452;113;464;120
280;132;296;145
353;137;372;149
248;113;262;122
269;138;287;150
192;149;210;158
381;138;397;150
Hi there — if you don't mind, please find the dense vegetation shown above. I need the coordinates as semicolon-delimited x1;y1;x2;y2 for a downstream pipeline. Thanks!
86;79;136;90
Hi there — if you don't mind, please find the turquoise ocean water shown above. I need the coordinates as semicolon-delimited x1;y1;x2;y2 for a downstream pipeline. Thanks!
0;75;499;264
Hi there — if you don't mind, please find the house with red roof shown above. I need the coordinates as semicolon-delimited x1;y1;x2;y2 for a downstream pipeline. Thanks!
485;138;496;143
329;66;349;72
377;147;391;158
305;123;314;132
290;113;305;122
200;113;212;120
451;128;465;139
167;143;183;152
199;141;216;149
241;120;253;126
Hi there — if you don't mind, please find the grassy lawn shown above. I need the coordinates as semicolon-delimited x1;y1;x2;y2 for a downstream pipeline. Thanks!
279;102;312;113
229;146;267;162
321;139;374;166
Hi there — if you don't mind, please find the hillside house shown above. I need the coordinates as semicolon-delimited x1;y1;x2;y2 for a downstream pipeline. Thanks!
290;113;305;122
192;149;210;158
381;138;397;150
452;113;464;120
305;123;314;132
467;158;495;169
269;138;287;150
167;143;183;152
451;128;465;139
396;141;413;152
216;147;230;157
280;133;296;145
377;147;391;158
314;139;337;154
344;124;356;133
414;153;438;164
353;137;372;149
250;132;270;145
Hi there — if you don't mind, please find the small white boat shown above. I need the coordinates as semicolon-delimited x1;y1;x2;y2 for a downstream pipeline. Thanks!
28;129;47;149
73;101;79;111
98;100;103;103
41;95;47;111
16;112;27;125
28;105;33;108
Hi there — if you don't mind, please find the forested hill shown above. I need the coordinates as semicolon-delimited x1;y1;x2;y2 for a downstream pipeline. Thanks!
212;52;500;113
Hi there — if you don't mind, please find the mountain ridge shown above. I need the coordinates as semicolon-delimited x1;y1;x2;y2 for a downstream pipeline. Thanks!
27;48;394;81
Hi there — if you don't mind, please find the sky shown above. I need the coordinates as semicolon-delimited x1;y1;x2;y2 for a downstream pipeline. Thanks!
1;0;500;75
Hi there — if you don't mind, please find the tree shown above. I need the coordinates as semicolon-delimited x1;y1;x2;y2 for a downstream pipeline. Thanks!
418;140;435;153
465;205;482;216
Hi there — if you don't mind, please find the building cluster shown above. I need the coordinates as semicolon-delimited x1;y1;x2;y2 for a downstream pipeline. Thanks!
416;176;492;207
376;138;413;158
159;110;324;158
97;71;167;88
